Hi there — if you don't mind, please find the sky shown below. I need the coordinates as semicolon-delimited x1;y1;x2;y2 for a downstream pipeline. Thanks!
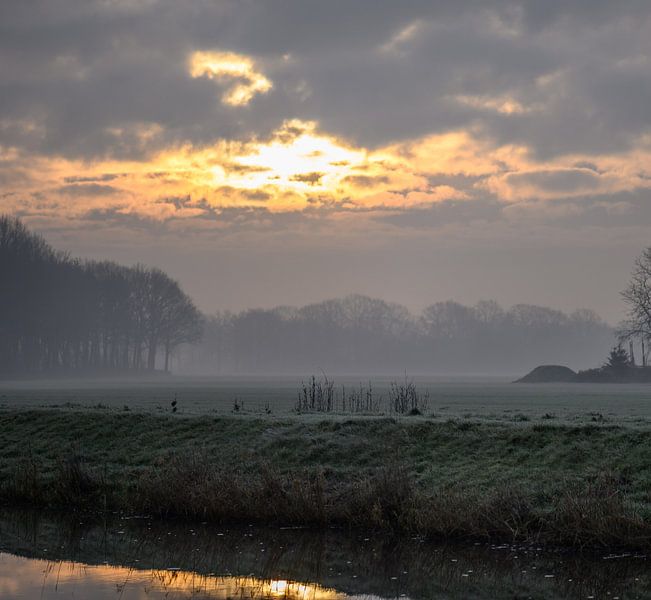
2;0;651;323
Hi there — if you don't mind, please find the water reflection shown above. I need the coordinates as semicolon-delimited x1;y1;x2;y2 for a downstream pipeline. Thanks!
0;509;648;599
0;554;349;599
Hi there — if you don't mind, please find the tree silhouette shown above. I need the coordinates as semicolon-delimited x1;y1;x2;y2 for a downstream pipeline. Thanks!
179;296;613;375
619;248;651;366
0;216;202;376
605;345;629;372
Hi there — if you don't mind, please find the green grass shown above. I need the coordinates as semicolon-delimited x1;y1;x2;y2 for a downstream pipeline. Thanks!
1;409;650;549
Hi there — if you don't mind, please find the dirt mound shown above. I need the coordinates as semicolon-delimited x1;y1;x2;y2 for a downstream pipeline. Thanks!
515;365;577;383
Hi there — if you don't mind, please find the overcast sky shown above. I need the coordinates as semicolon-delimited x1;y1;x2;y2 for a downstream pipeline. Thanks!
2;0;651;322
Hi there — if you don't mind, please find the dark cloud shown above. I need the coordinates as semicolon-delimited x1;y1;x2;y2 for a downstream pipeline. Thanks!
290;172;324;186
0;0;649;159
224;163;271;174
572;161;601;173
155;195;193;209
518;0;651;32
64;173;122;183
83;207;166;231
342;175;390;187
56;183;120;196
505;168;601;193
378;199;503;229
80;202;310;235
212;186;273;202
377;188;651;231
537;189;651;228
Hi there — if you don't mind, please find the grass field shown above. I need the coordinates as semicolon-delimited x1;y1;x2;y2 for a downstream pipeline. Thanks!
1;376;651;426
1;404;650;550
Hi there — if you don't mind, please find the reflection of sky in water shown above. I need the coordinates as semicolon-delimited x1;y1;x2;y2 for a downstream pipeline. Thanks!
0;552;381;600
0;508;649;600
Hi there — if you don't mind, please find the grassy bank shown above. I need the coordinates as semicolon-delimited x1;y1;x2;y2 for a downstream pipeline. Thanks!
1;409;650;550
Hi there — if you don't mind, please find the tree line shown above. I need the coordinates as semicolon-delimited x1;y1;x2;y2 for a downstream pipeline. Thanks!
179;295;613;375
2;214;623;377
0;216;202;376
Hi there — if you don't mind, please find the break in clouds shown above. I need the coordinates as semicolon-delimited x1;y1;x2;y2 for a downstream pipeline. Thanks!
2;0;651;320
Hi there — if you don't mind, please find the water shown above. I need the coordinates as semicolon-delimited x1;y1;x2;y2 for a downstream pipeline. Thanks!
1;376;651;425
0;509;648;599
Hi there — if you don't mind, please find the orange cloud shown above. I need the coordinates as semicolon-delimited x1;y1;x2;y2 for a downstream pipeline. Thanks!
3;118;651;229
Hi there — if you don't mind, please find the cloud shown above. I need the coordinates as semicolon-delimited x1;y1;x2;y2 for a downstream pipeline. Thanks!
0;0;649;163
189;51;272;106
56;183;120;196
3;115;651;230
454;94;531;115
378;199;502;229
64;173;123;183
380;20;424;55
499;168;603;200
341;175;390;188
290;172;324;186
2;0;651;302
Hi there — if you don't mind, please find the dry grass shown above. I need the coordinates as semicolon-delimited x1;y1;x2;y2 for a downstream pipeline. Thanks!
295;375;427;414
130;452;651;550
0;409;650;551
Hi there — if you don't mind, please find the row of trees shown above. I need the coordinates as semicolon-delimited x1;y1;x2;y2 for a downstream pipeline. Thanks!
179;295;613;375
10;213;646;378
0;216;202;376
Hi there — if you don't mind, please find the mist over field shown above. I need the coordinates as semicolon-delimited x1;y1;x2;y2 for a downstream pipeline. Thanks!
1;215;614;378
179;297;614;376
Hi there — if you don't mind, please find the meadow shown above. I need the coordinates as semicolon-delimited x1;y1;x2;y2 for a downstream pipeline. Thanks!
0;378;651;550
0;376;650;551
1;375;651;426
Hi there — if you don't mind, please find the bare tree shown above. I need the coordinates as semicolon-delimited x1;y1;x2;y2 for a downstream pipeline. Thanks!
159;283;203;372
619;248;651;366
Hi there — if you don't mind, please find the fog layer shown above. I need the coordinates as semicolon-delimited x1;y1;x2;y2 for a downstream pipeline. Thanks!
179;296;613;376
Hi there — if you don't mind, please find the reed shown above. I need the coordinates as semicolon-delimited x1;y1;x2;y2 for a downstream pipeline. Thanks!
295;375;427;414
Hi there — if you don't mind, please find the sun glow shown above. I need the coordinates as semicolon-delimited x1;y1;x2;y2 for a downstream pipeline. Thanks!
216;120;366;192
0;554;346;600
5;115;651;229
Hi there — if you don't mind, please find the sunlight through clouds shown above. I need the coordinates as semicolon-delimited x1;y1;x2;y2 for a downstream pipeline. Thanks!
217;120;366;192
4;117;651;228
189;51;272;106
3;0;651;322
